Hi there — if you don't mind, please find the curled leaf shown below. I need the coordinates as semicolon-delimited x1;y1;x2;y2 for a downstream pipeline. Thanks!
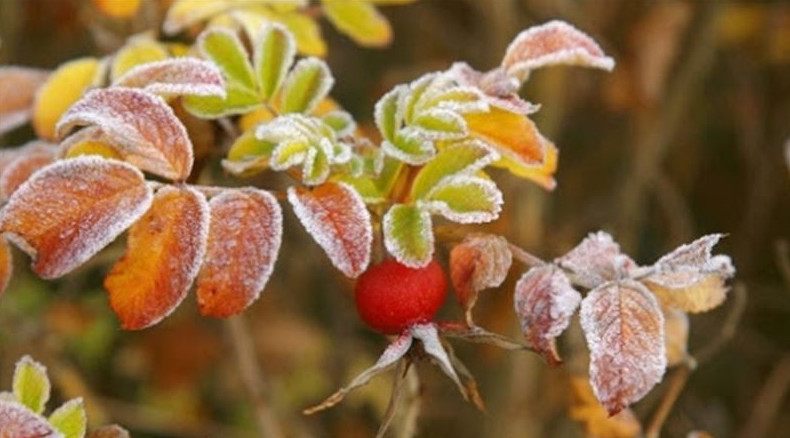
0;67;48;135
0;157;153;279
464;107;545;175
410;323;465;398
0;400;61;438
450;233;512;320
556;231;636;289
113;58;226;97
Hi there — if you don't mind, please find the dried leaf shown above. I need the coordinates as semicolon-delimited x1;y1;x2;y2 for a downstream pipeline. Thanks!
280;57;334;114
580;280;666;415
646;275;729;314
13;355;50;414
410;323;465;398
502;20;615;81
0;157;153;279
57;87;194;181
383;204;433;268
0;400;61;438
568;375;642;438
33;58;101;141
105;186;209;330
557;231;636;289
113;58;226;97
514;265;581;365
663;307;689;367
421;175;503;224
450;233;512;318
0;148;56;201
197;189;282;317
288;182;372;278
0;67;48;135
323;0;392;47
48;398;86;438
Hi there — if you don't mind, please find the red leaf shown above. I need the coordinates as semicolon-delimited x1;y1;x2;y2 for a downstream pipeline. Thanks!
450;233;512;320
0;400;60;438
556;231;636;289
288;182;372;278
113;58;226;98
0;67;48;135
513;265;581;365
580;280;666;415
197;189;282;318
0;156;153;278
56;87;194;181
105;186;209;330
0;148;56;201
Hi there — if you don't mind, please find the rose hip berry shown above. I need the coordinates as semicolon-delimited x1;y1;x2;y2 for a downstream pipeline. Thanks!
354;259;447;334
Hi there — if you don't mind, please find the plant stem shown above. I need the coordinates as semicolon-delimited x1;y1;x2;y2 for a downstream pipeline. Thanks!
645;360;693;438
507;242;546;267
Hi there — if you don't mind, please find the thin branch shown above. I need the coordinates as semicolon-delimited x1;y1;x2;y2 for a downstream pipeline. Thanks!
507;242;546;267
395;365;422;438
645;359;694;438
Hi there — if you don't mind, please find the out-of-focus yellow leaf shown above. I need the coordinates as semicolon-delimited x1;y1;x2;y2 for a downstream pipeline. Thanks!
715;4;767;46
64;140;125;160
275;11;327;57
239;106;277;132
322;0;392;47
568;376;642;438
32;58;101;141
93;0;141;18
110;37;170;81
367;0;418;4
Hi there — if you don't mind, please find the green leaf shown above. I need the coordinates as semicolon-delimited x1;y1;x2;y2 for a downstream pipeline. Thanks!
383;204;434;268
270;140;310;170
302;146;331;185
322;0;392;47
333;175;386;203
276;11;327;57
412;109;468;140
410;140;498;200
254;23;296;101
402;73;438;124
322;110;356;137
280;58;334;114
227;131;277;162
381;128;435;164
415;85;488;115
374;85;405;143
182;82;261;118
422;175;503;224
198;28;256;91
49;398;87;438
12;356;50;414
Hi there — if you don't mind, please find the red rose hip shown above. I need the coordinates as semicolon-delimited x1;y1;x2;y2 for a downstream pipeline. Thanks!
354;259;447;334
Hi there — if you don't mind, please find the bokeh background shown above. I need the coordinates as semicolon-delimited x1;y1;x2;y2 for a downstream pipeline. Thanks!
1;0;789;437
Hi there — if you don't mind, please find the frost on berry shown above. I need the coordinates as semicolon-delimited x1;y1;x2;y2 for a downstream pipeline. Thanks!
0;400;61;438
56;87;194;181
501;20;615;82
514;265;581;365
0;66;49;135
556;231;636;289
288;182;372;278
105;186;209;330
113;58;226;98
0;157;153;279
196;189;282;318
410;323;465;397
450;233;512;320
580;280;666;415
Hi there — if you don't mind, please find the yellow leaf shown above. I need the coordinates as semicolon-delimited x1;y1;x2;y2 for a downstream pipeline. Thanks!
110;37;169;81
568;376;642;438
63;140;123;160
32;58;101;141
646;274;728;313
239;106;277;132
323;0;392;47
93;0;141;18
275;11;327;57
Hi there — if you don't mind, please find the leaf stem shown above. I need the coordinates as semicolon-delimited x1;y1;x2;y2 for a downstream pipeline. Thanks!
644;359;693;438
507;242;546;267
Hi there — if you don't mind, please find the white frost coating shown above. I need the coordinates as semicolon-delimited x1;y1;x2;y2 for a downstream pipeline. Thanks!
287;183;372;278
0;149;55;201
580;280;666;415
0;400;63;438
374;84;407;142
281;57;335;114
380;129;436;165
0;156;153;279
445;62;540;116
411;108;469;141
402;73;440;124
253;23;296;99
556;231;635;289
196;27;255;87
383;204;434;269
513;265;581;364
113;58;226;98
302;147;330;186
502;20;615;82
410;323;465;395
13;355;50;414
646;234;734;290
421;175;503;224
417;84;490;116
453;233;513;294
56;87;194;181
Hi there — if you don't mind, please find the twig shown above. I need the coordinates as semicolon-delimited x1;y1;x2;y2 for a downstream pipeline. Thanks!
395;365;421;438
225;316;285;438
376;359;411;438
507;242;546;267
645;359;694;438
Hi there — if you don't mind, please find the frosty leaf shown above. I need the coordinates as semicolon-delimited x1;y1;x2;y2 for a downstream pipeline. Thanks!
110;37;169;81
222;131;276;176
0;67;48;135
304;332;412;414
502;20;615;81
254;23;296;100
322;110;356;137
509;138;558;190
113;58;226;98
412;109;468;140
646;275;729;314
556;231;635;289
417;85;489;116
280;58;334;114
13;355;50;414
663;307;689;367
383;204;433;268
197;189;282;317
401;73;440;124
514;265;581;365
48;398;86;438
449;233;512;321
33;58;101;141
0;400;61;438
374;85;405;143
0;148;56;201
410;140;498;200
323;0;392;47
0;236;12;298
445;62;539;115
198;28;256;92
464;107;545;175
57;88;194;181
288;182;372;278
580;280;666;415
381;128;435;165
57;127;123;160
567;376;642;438
410;323;465;398
422;175;503;224
183;81;262;118
105;186;209;330
0;157;153;279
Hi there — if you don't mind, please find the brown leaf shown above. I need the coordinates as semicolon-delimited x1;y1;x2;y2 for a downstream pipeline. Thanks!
105;186;209;330
580;280;666;415
0;67;48;135
57;87;194;181
663;306;689;367
450;233;512;321
113;58;226;98
87;425;131;438
568;375;642;438
0;400;60;438
557;231;636;289
514;265;581;365
197;189;283;318
0;148;56;201
0;157;153;278
287;182;372;278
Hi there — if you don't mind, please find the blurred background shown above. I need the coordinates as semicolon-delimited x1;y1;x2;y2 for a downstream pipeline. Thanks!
1;0;789;437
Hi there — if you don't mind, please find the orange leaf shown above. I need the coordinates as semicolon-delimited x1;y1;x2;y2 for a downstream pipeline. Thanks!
0;148;56;200
288;182;372;278
0;67;48;135
0;235;12;297
93;0;141;18
0;157;153;279
0;400;60;438
568;376;642;438
197;189;282;318
113;58;226;98
449;233;512;322
57;88;194;181
105;186;209;330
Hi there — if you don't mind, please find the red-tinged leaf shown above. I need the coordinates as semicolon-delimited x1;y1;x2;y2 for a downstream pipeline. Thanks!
0;157;153;279
464;107;544;170
113;58;226;98
556;231;636;289
56;88;194;181
450;233;512;321
196;189;282;318
502;20;615;81
514;265;581;365
105;186;209;330
0;149;56;201
287;182;372;278
580;280;666;415
0;400;61;438
0;236;11;298
0;67;49;135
